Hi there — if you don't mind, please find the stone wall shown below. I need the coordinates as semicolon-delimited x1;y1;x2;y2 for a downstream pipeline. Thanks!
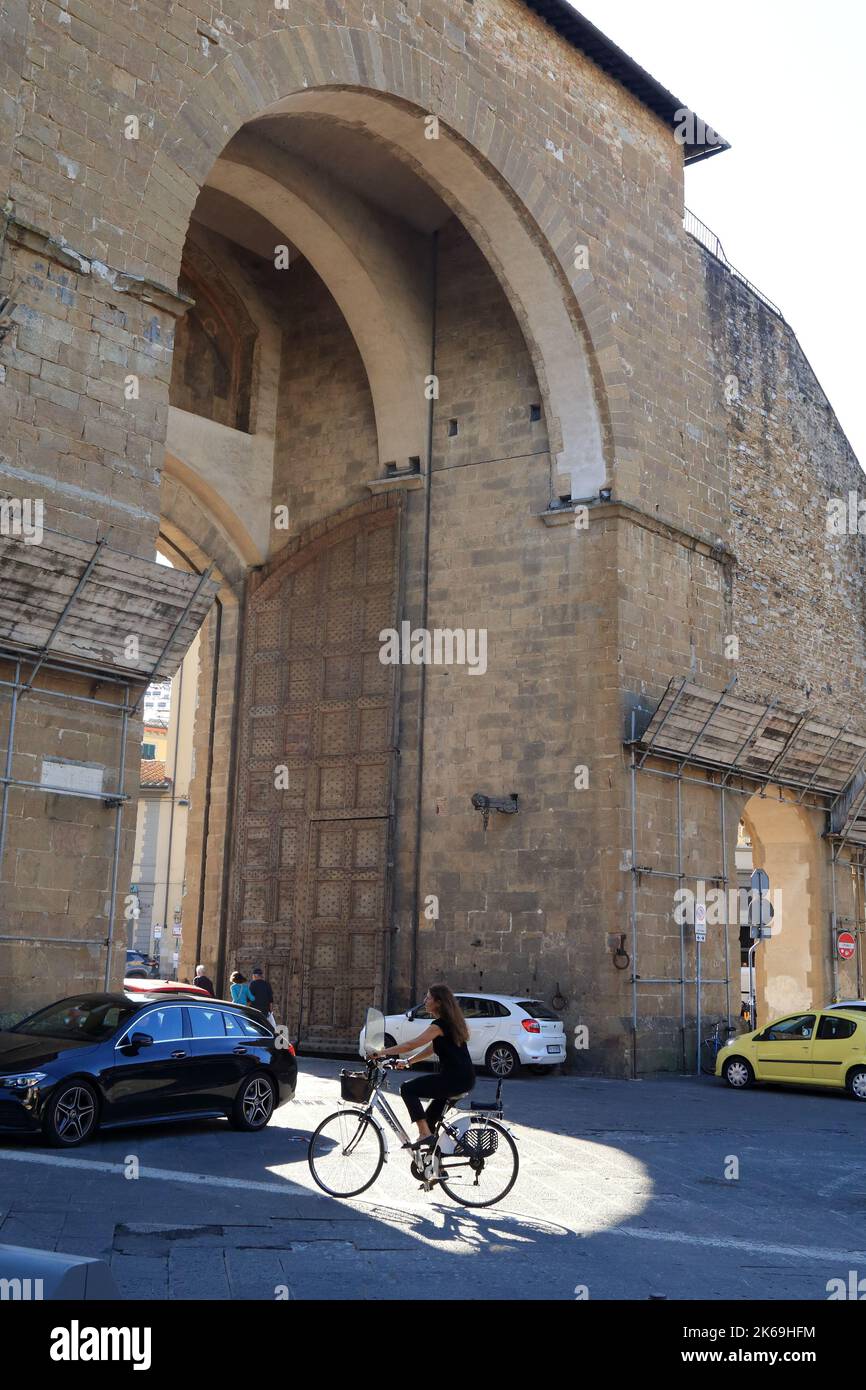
704;252;866;720
0;0;862;1068
0;656;136;1021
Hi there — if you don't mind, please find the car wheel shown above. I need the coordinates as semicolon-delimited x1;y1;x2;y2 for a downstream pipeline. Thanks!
722;1056;754;1090
846;1066;866;1101
231;1072;277;1131
43;1080;99;1147
486;1042;520;1079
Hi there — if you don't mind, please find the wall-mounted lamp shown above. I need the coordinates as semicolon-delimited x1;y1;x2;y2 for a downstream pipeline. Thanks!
471;791;519;831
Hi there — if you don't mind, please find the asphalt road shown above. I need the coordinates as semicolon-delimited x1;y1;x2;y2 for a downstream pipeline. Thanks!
1;1059;864;1301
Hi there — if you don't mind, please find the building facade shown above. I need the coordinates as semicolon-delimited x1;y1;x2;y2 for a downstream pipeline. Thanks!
130;634;199;971
0;0;863;1069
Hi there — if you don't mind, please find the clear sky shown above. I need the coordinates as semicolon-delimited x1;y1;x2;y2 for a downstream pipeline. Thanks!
576;0;866;464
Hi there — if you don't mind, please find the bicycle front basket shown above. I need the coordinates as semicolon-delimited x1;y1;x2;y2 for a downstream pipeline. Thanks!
456;1123;499;1157
340;1069;374;1104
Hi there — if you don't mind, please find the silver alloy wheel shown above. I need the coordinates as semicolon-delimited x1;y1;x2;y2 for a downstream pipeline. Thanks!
242;1076;274;1126
54;1085;96;1142
489;1045;516;1078
851;1070;866;1100
725;1060;750;1088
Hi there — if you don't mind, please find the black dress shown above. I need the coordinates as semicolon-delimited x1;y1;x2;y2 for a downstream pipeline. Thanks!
400;1019;475;1128
431;1024;475;1087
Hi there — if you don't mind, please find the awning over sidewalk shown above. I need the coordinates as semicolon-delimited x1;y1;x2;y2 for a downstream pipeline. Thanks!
631;678;866;845
0;523;218;685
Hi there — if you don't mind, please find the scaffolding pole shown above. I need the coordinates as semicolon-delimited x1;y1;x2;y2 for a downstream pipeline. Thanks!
0;526;214;993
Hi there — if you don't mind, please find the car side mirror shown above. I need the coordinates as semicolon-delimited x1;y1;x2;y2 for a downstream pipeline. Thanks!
127;1032;153;1050
406;1010;414;1020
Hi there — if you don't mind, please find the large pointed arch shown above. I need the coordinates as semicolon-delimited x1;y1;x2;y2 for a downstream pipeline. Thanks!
134;25;617;498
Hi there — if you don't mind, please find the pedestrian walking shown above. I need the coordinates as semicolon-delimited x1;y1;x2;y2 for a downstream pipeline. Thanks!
248;967;276;1026
229;970;255;1006
194;964;215;996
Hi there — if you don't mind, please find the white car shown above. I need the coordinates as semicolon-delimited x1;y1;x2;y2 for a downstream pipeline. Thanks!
826;1000;866;1012
358;992;566;1077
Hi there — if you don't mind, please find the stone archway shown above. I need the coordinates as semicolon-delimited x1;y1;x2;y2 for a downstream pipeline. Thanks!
134;27;616;499
158;472;247;992
741;793;828;1021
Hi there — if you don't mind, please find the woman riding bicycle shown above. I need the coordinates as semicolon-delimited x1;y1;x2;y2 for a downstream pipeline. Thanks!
374;983;475;1149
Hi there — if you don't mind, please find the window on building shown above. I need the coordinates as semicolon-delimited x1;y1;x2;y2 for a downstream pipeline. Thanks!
141;742;156;759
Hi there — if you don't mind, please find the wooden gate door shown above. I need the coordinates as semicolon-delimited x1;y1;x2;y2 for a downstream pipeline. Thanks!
226;501;401;1048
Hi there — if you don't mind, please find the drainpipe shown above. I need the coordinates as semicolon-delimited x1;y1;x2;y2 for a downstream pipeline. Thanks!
409;229;439;1004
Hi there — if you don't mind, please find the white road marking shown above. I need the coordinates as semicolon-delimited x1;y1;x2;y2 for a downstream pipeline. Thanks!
1;1147;861;1264
0;1147;318;1199
618;1225;866;1262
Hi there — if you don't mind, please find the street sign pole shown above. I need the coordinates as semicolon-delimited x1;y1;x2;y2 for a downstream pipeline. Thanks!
695;899;707;1074
747;869;773;1030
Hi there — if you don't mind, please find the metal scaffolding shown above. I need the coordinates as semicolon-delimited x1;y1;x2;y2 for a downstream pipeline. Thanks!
626;678;866;1077
0;525;217;990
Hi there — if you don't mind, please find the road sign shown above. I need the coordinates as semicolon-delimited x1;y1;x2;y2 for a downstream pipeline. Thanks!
751;868;770;894
152;926;162;939
695;901;707;941
748;890;774;935
172;923;181;937
837;931;856;961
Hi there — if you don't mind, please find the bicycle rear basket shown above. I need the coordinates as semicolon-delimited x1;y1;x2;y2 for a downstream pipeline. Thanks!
340;1069;374;1104
456;1123;499;1157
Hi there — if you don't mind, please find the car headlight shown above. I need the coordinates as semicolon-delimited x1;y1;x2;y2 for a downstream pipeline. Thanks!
1;1072;47;1088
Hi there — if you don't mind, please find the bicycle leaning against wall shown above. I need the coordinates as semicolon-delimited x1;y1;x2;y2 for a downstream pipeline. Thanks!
307;1009;519;1208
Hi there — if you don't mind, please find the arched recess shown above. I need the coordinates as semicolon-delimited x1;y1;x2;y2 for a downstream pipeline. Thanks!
158;472;247;991
163;450;262;573
138;26;617;498
171;236;259;433
208;133;432;470
741;793;827;1022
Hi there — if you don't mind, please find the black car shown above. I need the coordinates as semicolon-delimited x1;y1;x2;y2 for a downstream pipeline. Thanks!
0;993;297;1146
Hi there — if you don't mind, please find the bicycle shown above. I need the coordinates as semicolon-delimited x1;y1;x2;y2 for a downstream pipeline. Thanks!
307;1058;519;1208
699;1020;737;1076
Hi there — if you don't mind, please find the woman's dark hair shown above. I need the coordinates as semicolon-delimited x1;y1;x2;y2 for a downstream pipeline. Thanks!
428;983;469;1046
230;970;246;983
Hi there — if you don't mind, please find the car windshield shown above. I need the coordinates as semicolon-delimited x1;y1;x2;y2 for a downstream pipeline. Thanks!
12;997;137;1041
518;1000;560;1021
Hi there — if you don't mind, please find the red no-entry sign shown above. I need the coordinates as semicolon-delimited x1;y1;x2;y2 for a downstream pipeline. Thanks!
837;931;856;960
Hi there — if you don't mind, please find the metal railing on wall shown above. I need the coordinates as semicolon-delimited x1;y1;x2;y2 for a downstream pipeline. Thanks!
684;207;785;321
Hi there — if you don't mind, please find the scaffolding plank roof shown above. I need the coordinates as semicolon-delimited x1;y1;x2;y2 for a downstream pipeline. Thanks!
0;528;218;682
636;678;866;799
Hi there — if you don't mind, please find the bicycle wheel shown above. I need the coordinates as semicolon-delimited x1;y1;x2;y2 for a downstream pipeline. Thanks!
438;1118;519;1208
308;1108;385;1198
699;1039;718;1076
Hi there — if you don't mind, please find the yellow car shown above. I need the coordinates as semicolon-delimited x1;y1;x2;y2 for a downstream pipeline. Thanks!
715;1009;866;1100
